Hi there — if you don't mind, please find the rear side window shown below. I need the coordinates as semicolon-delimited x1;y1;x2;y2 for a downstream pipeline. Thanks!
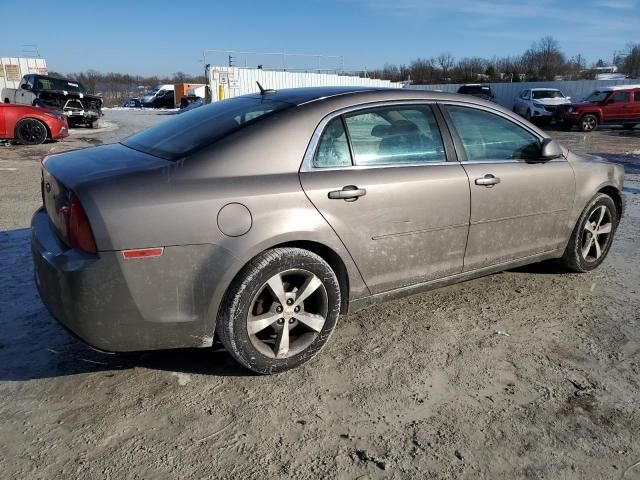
123;96;292;160
446;105;540;161
314;118;352;168
635;91;640;102
343;105;446;166
610;92;630;103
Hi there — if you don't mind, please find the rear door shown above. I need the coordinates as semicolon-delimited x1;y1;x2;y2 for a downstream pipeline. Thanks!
299;103;470;294
632;90;640;121
441;103;575;271
0;105;6;137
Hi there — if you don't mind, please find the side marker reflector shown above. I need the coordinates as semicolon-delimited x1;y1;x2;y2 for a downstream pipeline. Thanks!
122;247;164;259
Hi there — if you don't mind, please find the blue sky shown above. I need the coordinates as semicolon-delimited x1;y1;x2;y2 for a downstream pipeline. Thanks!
2;0;638;76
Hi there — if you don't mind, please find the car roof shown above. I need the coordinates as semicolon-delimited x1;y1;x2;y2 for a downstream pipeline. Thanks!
598;84;640;91
242;86;491;106
530;88;561;91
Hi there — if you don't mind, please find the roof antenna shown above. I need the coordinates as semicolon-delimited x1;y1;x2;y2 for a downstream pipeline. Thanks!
256;81;276;95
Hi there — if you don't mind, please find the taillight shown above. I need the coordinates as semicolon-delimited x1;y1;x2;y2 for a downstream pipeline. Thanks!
57;193;97;254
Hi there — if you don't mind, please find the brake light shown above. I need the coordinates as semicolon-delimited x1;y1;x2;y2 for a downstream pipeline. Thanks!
57;193;97;254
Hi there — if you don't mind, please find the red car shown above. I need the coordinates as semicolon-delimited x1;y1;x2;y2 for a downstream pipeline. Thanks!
0;103;69;145
555;84;640;132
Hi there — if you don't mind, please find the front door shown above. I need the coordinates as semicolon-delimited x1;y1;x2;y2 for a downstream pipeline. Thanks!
602;91;632;122
442;104;575;271
300;104;470;294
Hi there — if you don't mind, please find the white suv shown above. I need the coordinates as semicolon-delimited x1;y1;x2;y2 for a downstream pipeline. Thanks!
513;88;571;123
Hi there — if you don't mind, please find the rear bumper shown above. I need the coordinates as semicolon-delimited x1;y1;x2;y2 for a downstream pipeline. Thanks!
31;208;235;352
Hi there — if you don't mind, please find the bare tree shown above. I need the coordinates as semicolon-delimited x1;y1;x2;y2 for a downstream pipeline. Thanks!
436;52;455;80
622;42;640;77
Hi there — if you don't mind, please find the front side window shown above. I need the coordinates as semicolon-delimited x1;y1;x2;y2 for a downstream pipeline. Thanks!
446;105;540;161
610;92;630;103
635;91;640;102
313;117;351;168
342;105;446;166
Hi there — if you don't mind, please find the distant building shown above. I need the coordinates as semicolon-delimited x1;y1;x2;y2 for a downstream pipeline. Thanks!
0;57;48;91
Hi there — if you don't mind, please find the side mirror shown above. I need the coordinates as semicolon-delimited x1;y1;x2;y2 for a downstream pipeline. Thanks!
540;138;563;160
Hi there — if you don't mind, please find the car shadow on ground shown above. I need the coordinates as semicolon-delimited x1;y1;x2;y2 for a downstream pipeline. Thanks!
0;228;255;382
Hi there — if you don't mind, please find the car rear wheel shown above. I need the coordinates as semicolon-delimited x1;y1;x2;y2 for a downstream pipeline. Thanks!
561;193;618;272
579;114;598;132
15;118;48;145
217;248;340;374
525;109;532;122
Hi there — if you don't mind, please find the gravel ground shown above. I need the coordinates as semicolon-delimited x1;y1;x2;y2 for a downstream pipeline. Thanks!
0;111;639;479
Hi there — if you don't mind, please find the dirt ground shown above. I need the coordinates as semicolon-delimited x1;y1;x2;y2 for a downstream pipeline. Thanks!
0;110;639;479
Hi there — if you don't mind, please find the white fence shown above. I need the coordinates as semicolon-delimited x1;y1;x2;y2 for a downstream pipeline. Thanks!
0;57;48;91
407;79;640;109
207;66;404;101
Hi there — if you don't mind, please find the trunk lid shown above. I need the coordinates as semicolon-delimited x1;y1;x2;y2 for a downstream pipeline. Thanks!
43;143;170;192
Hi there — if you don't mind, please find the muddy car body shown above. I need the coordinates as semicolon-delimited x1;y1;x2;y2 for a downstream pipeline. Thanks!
2;74;102;128
31;87;624;373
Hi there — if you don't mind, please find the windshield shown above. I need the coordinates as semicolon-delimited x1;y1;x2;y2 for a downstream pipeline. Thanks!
142;88;159;97
458;86;492;96
532;90;563;99
36;77;86;93
122;96;293;160
584;91;609;103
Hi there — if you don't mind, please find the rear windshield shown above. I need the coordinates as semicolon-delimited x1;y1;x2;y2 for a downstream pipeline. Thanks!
122;96;292;160
458;86;492;95
36;77;86;93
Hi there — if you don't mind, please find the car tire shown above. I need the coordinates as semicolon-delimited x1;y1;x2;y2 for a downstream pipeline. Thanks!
217;248;341;374
89;120;99;129
560;193;618;273
525;109;532;122
579;114;598;132
14;118;48;145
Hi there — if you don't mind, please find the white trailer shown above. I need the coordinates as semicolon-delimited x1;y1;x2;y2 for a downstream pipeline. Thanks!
0;57;48;92
206;66;405;102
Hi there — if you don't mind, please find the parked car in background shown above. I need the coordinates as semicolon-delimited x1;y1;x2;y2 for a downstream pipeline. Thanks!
31;87;624;374
513;88;571;123
0;103;68;145
140;84;175;108
121;98;142;108
554;84;640;132
457;84;495;101
2;74;102;128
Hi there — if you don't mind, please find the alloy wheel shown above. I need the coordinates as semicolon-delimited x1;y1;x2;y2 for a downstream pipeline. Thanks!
19;120;46;143
581;116;597;132
247;269;328;359
581;205;612;262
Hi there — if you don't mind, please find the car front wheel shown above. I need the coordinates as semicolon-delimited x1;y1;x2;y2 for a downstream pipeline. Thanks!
15;118;48;145
561;193;618;272
218;248;341;374
579;114;598;132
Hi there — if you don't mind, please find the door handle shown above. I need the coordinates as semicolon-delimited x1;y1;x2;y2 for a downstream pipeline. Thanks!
475;174;501;187
328;185;367;201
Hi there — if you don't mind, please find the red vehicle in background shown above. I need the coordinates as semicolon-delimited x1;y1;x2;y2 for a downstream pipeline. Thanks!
555;84;640;132
0;103;69;145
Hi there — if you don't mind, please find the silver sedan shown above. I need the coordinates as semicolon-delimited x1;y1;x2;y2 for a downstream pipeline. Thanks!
31;87;624;373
